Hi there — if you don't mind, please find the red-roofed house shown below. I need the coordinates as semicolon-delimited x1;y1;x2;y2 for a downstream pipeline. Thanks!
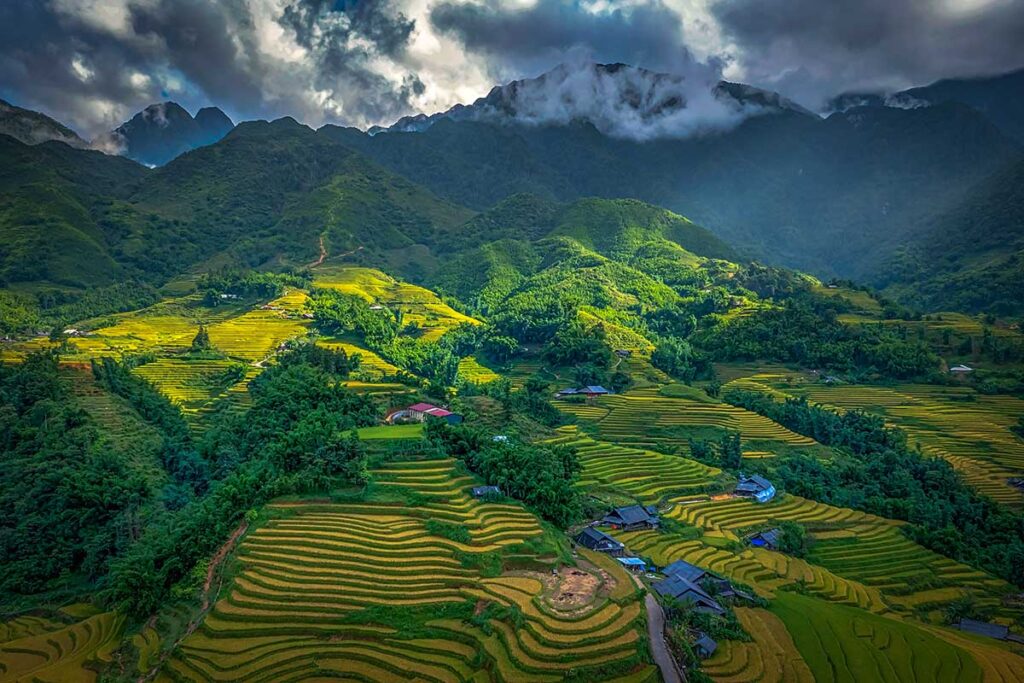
386;402;464;425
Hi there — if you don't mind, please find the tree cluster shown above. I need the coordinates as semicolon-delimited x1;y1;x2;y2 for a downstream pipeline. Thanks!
425;421;583;527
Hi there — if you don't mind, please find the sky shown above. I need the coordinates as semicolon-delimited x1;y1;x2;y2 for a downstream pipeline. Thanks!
1;0;1022;139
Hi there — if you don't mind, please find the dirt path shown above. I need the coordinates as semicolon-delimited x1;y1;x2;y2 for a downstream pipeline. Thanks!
643;589;686;683
307;235;328;268
137;520;248;682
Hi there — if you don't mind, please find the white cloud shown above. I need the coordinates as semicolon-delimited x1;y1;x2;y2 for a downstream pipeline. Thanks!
70;55;94;82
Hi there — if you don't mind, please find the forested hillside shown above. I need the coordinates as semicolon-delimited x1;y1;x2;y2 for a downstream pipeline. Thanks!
878;154;1024;314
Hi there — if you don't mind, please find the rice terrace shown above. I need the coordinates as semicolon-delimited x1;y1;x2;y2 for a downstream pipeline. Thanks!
3;11;1024;682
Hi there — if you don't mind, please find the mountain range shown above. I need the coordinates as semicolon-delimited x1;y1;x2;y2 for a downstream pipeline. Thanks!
0;62;1022;317
0;100;234;166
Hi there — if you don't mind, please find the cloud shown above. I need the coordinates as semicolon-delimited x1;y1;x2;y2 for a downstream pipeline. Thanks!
710;0;1024;108
439;57;758;141
1;0;1023;141
0;0;433;138
424;1;757;139
430;0;720;79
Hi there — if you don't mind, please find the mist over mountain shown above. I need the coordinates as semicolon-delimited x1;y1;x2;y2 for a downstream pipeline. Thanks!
828;67;1024;143
94;102;235;166
379;62;815;140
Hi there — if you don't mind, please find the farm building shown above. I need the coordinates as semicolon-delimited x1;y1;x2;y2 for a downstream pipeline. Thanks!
949;364;974;373
749;528;781;550
651;575;724;614
694;633;718;659
616;557;647;573
602;505;660;530
661;559;735;597
574;527;625;556
471;485;501;499
556;386;613;398
614;349;633;358
735;474;776;503
386;402;464;425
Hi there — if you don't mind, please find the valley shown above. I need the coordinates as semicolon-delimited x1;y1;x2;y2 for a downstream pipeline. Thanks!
2;249;1023;681
2;56;1024;683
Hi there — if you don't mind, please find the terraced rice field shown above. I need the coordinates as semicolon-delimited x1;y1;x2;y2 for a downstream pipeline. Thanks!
724;372;1024;505
771;592;988;683
458;356;501;384
318;337;402;378
205;300;308;362
314;266;480;342
165;458;653;682
703;607;813;682
0;611;125;682
667;494;893;538
619;529;887;612
133;358;245;413
547;426;721;502
807;526;1012;608
557;387;816;451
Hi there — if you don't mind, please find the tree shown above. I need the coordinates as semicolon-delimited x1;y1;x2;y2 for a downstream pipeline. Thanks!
651;338;696;381
719;431;742;469
777;521;807;557
191;324;212;351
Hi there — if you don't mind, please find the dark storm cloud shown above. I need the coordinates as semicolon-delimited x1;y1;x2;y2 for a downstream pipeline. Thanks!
0;0;159;134
711;0;1024;107
0;0;422;138
129;0;266;112
430;0;708;77
282;0;415;58
278;0;424;122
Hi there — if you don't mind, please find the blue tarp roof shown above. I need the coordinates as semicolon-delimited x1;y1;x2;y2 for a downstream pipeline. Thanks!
617;557;646;566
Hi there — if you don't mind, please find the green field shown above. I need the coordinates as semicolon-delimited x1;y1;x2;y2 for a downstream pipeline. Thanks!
772;592;983;683
354;423;425;440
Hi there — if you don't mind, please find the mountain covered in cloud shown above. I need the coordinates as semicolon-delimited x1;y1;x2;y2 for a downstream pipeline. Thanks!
96;102;235;166
827;67;1024;143
377;62;815;140
0;99;88;149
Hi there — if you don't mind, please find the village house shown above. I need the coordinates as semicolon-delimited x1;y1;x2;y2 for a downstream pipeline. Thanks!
555;385;612;398
694;633;718;659
471;485;501;499
602;505;660;531
574;527;625;556
614;349;633;358
949;364;974;374
651;574;724;614
661;559;752;603
749;528;781;551
385;402;464;425
734;474;776;503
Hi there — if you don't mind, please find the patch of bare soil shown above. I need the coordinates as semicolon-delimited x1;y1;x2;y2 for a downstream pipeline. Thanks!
515;564;609;614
